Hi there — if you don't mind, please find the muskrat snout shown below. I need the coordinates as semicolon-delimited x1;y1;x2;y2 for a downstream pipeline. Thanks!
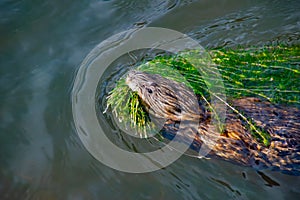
126;70;139;92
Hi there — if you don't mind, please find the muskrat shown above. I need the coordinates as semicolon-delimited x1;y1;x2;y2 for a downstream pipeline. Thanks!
126;70;300;175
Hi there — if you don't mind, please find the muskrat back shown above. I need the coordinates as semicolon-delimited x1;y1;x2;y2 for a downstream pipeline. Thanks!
125;70;300;175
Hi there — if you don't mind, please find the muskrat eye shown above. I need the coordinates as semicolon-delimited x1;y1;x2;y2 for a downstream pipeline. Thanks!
147;88;153;94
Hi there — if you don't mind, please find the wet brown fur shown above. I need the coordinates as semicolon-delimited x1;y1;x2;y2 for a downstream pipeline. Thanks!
126;70;300;175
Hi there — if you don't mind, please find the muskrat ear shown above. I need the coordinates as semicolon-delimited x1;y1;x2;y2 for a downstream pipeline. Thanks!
150;82;158;87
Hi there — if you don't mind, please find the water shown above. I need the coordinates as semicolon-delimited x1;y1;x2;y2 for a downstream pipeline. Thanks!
1;0;299;199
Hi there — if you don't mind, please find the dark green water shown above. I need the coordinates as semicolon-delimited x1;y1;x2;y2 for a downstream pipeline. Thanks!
1;0;299;199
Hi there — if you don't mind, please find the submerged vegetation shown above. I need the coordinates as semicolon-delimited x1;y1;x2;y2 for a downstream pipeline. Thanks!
105;45;300;145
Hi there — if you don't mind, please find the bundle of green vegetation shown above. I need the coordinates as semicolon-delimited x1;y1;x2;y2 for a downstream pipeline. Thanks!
105;45;300;145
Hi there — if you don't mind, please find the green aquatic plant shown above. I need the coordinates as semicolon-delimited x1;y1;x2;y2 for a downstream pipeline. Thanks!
105;45;300;146
210;45;300;103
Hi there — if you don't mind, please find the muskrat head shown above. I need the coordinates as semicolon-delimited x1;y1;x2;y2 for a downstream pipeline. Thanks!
126;70;203;122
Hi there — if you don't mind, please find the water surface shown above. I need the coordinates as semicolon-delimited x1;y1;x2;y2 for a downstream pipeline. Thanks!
1;0;299;199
